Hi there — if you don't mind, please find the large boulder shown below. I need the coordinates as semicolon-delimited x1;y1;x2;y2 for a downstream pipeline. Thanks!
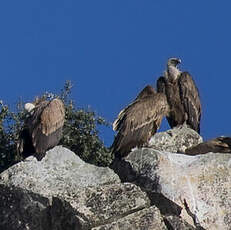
148;126;203;153
0;146;170;230
2;125;223;229
0;146;122;230
112;148;231;229
0;146;120;198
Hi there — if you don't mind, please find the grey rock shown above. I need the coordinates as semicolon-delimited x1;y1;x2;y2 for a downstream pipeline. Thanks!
92;206;167;230
50;183;150;229
114;148;231;229
163;215;196;230
3;136;223;230
0;146;120;198
0;180;151;230
148;126;203;153
0;184;50;230
2;146;167;230
0;146;122;230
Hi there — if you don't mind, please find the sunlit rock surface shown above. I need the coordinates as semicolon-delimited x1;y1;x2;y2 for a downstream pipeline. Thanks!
1;126;230;229
0;146;166;229
148;125;203;153
0;146;120;198
113;148;231;229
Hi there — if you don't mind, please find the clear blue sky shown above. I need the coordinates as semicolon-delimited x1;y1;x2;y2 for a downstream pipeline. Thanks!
0;1;230;146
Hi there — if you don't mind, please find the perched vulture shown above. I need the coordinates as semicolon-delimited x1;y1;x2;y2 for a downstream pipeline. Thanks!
18;98;65;160
111;85;169;158
157;58;201;133
185;137;231;155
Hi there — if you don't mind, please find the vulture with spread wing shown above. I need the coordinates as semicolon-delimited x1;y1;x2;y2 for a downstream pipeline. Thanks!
157;58;201;133
111;85;169;158
18;98;65;160
185;137;231;155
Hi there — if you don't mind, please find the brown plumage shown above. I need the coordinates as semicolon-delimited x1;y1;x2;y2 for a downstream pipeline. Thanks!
185;137;231;155
157;58;201;133
111;85;169;158
18;98;65;160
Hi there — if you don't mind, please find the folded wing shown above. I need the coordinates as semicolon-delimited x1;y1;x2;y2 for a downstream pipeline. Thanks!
30;98;65;156
112;85;169;157
178;72;201;133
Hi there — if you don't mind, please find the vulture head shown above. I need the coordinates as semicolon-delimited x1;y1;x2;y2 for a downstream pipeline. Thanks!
165;57;182;81
24;103;35;114
167;57;181;67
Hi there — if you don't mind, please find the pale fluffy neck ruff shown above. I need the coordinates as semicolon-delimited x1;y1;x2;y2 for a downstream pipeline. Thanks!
24;103;35;114
167;65;181;82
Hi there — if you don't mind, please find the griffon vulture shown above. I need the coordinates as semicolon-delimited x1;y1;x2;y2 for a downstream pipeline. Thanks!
157;58;201;133
111;85;169;158
185;137;231;155
18;98;65;160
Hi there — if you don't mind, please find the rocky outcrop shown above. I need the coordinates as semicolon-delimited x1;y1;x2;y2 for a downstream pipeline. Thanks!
0;146;168;229
1;127;230;229
50;183;151;229
112;147;231;229
0;146;120;198
148;125;203;153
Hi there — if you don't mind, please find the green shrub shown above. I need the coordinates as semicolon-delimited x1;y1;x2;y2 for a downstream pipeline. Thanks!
0;101;21;172
59;81;112;166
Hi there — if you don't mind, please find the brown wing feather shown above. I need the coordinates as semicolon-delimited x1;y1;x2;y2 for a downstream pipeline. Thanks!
157;76;185;129
113;85;157;131
40;98;65;135
112;86;169;157
30;98;65;155
185;137;231;155
178;72;201;133
156;76;166;94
